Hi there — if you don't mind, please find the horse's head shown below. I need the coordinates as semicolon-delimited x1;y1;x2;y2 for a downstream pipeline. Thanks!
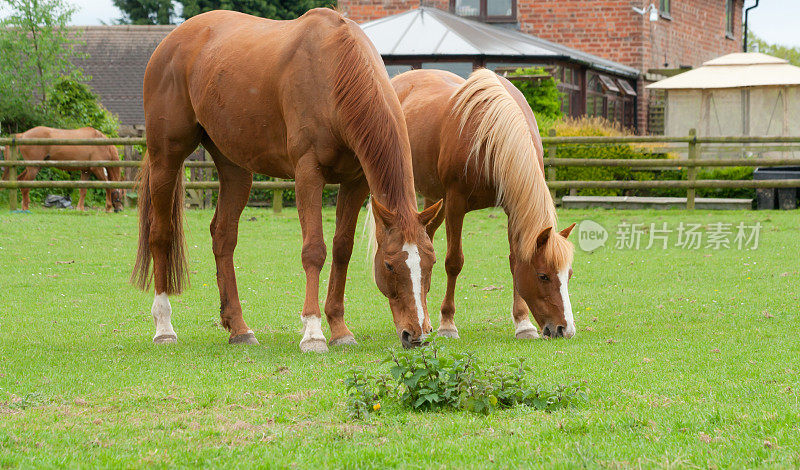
371;198;442;348
514;224;576;339
111;189;124;212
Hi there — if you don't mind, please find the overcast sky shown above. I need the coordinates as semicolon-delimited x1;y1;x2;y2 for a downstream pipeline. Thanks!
18;0;800;48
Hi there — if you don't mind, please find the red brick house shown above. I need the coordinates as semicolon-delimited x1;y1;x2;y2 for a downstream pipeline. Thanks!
343;0;745;133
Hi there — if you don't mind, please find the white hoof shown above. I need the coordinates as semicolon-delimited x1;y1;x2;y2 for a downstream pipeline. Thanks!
329;335;357;346
437;327;460;339
300;338;329;353
299;315;328;353
153;334;177;344
514;319;540;339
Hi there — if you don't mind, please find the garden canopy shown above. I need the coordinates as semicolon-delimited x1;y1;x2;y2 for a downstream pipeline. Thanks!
647;53;800;138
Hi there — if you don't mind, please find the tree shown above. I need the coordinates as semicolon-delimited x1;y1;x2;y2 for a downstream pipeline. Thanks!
0;0;84;132
48;77;119;136
179;0;334;21
112;0;175;25
747;33;800;67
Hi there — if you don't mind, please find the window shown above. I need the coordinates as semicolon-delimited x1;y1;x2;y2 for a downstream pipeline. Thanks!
421;62;475;78
385;65;412;78
450;0;516;22
725;0;735;38
659;0;670;17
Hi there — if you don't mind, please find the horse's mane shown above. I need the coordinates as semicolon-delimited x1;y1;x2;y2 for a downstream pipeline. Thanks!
451;68;572;267
326;22;416;233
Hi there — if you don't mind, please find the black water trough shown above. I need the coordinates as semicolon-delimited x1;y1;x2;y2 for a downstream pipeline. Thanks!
754;166;800;210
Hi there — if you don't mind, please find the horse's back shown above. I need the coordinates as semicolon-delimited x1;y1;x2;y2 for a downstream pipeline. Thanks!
143;8;377;175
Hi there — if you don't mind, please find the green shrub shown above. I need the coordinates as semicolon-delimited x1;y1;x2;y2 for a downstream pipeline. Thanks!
345;338;586;419
550;117;681;197
47;77;119;137
506;67;562;128
696;167;755;199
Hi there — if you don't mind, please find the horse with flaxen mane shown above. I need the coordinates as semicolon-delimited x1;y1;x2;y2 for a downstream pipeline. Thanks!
392;69;576;340
131;9;442;351
2;127;124;212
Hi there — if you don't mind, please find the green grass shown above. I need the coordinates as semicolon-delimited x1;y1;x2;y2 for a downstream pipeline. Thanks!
0;206;798;468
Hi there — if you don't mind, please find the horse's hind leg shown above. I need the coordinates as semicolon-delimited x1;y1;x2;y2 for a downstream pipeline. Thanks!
147;134;199;344
438;194;466;339
508;229;539;339
205;143;257;345
325;178;369;346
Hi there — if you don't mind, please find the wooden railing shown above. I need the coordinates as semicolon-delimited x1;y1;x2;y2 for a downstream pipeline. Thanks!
2;130;799;211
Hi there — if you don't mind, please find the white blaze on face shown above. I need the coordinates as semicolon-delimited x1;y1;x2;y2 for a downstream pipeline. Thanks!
557;268;575;338
151;292;176;339
402;243;425;330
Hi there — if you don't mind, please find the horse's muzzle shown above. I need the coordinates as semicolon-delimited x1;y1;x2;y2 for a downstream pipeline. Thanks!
400;330;426;349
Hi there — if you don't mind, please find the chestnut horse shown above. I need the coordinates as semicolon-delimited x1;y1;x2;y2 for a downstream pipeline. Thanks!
392;69;576;339
3;127;123;212
131;9;441;352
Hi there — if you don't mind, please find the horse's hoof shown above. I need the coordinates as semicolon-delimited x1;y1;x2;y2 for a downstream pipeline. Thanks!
515;328;540;340
437;328;460;339
229;332;259;345
153;334;177;344
300;338;329;353
329;335;357;346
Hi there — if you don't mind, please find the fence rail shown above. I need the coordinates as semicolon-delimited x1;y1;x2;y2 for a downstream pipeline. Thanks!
3;130;800;211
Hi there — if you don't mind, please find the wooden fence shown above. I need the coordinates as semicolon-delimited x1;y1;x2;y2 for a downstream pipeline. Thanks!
1;130;800;211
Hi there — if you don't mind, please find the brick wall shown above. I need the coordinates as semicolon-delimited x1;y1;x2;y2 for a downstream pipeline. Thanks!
341;0;448;23
338;0;744;133
519;0;743;133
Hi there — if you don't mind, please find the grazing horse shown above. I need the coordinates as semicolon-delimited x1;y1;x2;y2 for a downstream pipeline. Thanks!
392;69;576;339
3;127;124;212
131;9;442;352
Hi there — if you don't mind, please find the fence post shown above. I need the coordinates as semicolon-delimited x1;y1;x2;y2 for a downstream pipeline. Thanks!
686;128;698;210
547;128;557;201
8;138;18;211
272;184;283;214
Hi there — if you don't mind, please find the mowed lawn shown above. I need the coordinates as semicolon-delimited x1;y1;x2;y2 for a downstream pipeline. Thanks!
0;205;798;468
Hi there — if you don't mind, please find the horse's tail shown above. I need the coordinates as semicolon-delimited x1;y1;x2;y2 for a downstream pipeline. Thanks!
130;151;188;294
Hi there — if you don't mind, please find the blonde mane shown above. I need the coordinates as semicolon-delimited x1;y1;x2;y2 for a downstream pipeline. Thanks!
451;68;572;267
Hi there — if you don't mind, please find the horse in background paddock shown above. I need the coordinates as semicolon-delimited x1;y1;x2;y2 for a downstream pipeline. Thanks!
132;9;441;352
392;69;576;340
2;126;124;212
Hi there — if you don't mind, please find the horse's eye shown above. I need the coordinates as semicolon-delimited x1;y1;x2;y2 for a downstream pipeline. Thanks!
385;262;393;272
537;273;550;281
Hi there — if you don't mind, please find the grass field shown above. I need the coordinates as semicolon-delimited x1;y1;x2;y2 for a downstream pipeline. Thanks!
0;205;798;468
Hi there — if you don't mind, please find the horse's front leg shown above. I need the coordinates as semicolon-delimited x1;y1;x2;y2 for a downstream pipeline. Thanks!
295;158;328;353
438;194;466;339
324;178;369;346
88;167;113;212
77;171;90;211
508;229;539;339
208;151;257;344
19;166;39;211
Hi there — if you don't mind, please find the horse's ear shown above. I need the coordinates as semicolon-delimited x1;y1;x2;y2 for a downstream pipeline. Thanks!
536;226;552;248
371;198;396;228
418;199;443;227
559;223;576;239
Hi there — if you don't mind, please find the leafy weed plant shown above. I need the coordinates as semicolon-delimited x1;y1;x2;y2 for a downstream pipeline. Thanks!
346;338;585;418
